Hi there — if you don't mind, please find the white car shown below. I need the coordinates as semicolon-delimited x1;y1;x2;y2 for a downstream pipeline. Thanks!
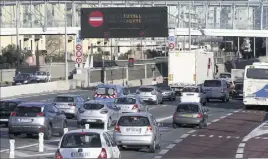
76;100;120;128
180;86;207;105
55;129;121;159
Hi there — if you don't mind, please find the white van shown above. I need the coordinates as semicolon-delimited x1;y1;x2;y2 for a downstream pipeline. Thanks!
203;79;230;102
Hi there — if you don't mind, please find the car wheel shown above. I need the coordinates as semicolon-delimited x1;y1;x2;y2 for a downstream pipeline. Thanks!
221;96;226;102
173;96;176;101
44;124;52;140
149;140;156;153
59;121;67;136
160;99;163;104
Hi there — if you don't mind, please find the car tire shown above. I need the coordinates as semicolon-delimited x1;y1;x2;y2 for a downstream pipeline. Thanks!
149;140;156;153
156;142;161;149
59;121;67;136
160;99;163;104
221;96;226;102
44;124;52;140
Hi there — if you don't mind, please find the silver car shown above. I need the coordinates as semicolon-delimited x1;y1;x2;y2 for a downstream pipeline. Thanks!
136;86;163;105
53;94;85;119
8;102;67;140
173;102;209;129
159;85;176;101
35;71;51;82
114;95;148;113
76;100;120;128
113;112;161;153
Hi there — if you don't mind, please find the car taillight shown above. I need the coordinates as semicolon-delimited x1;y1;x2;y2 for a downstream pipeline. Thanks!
55;149;63;159
36;112;44;117
98;148;107;159
100;110;108;114
146;125;153;133
197;113;202;118
114;124;121;133
132;104;138;110
68;103;76;107
10;112;16;116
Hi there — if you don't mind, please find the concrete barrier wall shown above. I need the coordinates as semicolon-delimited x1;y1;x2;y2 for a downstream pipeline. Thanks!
0;69;16;82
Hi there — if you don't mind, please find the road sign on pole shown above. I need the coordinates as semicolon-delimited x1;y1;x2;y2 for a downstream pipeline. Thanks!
75;37;83;66
168;43;175;50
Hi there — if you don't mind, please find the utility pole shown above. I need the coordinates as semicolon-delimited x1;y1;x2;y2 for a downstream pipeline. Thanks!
16;1;20;68
64;0;68;81
188;3;192;52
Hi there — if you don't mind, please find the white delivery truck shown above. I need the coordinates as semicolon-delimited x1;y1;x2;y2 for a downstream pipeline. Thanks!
168;50;215;94
231;69;244;83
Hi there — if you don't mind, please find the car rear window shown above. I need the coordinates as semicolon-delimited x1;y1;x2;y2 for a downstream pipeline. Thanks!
14;106;42;117
95;87;115;95
182;87;199;93
176;104;199;113
204;80;222;87
118;116;150;126
220;74;231;78
235;84;243;90
0;102;19;111
61;133;102;148
138;87;154;92
54;97;74;102
115;97;136;104
83;103;104;110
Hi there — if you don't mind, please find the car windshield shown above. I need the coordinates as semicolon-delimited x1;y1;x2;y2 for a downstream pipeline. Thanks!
118;116;150;126
115;97;136;104
0;101;19;111
246;68;268;79
182;87;199;93
15;74;30;80
83;103;104;110
60;133;102;148
204;80;221;87
138;87;154;92
95;87;115;95
54;97;74;102
176;104;199;113
36;72;46;75
220;74;231;78
235;84;243;90
14;106;42;117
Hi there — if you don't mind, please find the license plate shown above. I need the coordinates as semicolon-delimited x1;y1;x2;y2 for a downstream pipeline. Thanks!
183;114;193;117
71;152;90;157
126;128;141;133
0;119;8;122
19;119;32;122
87;119;96;122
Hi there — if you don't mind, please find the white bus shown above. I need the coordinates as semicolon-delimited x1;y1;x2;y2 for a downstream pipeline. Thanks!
243;62;268;110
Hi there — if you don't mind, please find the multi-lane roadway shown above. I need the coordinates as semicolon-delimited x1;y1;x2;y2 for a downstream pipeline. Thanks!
0;89;267;159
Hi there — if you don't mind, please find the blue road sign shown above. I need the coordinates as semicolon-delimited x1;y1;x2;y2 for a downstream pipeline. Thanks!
169;36;174;41
76;37;81;43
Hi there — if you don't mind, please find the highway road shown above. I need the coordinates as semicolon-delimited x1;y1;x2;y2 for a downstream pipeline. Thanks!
0;89;267;159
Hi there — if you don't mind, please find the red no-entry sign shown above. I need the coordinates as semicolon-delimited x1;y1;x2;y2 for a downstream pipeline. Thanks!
88;11;104;27
76;44;82;50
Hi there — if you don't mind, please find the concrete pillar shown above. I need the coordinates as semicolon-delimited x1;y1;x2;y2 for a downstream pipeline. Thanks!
126;67;129;83
253;37;256;58
260;3;264;30
144;64;147;79
232;3;236;29
31;35;35;55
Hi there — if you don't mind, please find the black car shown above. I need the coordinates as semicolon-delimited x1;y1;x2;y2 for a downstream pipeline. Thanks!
0;99;25;126
232;83;244;99
12;73;37;85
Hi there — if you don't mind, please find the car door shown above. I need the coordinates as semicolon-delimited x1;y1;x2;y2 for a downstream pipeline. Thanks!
102;133;114;158
45;105;58;131
105;133;120;158
150;116;161;143
53;105;64;129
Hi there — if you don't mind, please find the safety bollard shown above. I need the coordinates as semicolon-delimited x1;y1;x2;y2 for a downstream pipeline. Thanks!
39;133;44;152
85;124;89;129
104;122;108;131
63;128;68;134
9;139;15;158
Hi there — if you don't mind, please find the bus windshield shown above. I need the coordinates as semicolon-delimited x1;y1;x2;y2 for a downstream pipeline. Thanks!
246;68;268;80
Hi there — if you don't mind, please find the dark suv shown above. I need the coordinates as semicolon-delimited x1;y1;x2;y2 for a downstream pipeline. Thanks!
12;73;37;85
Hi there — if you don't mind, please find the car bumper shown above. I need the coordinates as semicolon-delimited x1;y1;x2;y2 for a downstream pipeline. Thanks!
9;125;45;134
140;95;157;102
77;117;108;125
162;94;173;99
180;97;200;103
120;109;140;114
173;117;202;125
206;92;225;99
114;134;154;146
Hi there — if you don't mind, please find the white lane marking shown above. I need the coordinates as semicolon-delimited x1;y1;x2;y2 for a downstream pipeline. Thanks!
159;149;169;155
255;137;261;139
14;151;30;157
209;135;214;138
149;105;169;110
236;148;244;154
263;137;268;139
220;116;227;119
238;143;245;148
227;136;231;139
199;135;205;137
235;154;243;158
166;144;176;149
44;145;58;151
192;134;196;136
187;130;196;134
22;153;55;157
218;136;223;138
0;139;60;153
207;122;211;125
226;113;233;116
180;134;189;138
212;119;220;122
174;139;182;143
236;137;240;139
154;156;162;159
156;116;173;122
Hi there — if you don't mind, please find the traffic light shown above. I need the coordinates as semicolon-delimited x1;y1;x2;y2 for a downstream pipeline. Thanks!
128;58;134;67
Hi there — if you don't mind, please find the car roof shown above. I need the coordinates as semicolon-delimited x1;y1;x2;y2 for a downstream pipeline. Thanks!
1;99;25;103
56;94;79;97
177;102;201;106
85;100;111;104
18;102;49;107
119;112;152;117
64;129;105;135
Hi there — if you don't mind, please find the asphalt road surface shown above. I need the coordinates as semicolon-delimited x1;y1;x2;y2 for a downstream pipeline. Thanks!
0;89;267;159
